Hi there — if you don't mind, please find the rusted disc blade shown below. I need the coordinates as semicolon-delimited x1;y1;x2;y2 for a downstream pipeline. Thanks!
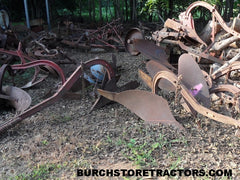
98;89;184;130
2;86;31;112
146;60;175;92
124;28;144;55
178;54;210;107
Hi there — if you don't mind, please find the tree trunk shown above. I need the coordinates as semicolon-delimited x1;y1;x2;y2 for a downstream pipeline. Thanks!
223;0;234;22
130;0;133;21
121;0;124;21
124;0;128;21
105;0;108;21
88;0;92;21
108;0;113;19
168;0;173;18
79;0;82;18
113;0;119;19
216;0;223;15
99;0;103;22
229;0;234;20
132;0;136;22
92;0;96;22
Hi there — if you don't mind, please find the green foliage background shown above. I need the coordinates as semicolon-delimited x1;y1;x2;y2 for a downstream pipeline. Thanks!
0;0;239;24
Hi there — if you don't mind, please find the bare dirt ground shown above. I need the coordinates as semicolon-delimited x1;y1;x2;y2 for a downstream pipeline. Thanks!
1;49;240;179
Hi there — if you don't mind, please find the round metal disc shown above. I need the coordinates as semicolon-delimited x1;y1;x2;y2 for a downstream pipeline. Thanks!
2;86;32;112
124;28;144;55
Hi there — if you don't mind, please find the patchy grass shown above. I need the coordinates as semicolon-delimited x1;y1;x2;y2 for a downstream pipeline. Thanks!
122;134;187;167
41;140;49;146
104;123;188;168
13;164;60;180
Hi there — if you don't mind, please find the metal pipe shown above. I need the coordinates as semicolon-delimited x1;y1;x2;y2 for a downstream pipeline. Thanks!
45;0;51;31
23;0;30;29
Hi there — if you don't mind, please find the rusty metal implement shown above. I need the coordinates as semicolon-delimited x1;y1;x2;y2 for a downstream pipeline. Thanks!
152;71;240;127
146;60;175;92
0;59;115;134
1;86;31;112
98;89;185;130
0;64;31;112
91;78;139;111
178;54;210;107
124;28;144;55
132;39;174;69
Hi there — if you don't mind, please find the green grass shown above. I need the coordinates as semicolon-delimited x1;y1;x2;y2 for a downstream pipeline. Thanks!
119;134;187;167
11;22;25;26
3;67;35;87
14;164;60;180
41;140;49;146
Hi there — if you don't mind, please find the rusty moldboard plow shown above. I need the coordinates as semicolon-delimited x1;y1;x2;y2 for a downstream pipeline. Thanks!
2;1;240;134
99;54;240;130
97;1;240;131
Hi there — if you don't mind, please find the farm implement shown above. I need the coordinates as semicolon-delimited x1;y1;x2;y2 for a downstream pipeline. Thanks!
108;1;240;131
1;1;240;134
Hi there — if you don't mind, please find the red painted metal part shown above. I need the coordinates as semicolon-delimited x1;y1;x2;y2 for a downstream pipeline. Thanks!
0;43;66;86
11;60;66;84
61;19;124;50
0;59;115;134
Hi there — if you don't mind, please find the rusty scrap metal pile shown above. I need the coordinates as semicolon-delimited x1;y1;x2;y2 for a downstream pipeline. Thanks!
1;1;240;134
60;18;124;51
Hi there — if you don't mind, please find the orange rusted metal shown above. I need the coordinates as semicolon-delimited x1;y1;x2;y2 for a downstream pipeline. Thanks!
98;89;185;130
